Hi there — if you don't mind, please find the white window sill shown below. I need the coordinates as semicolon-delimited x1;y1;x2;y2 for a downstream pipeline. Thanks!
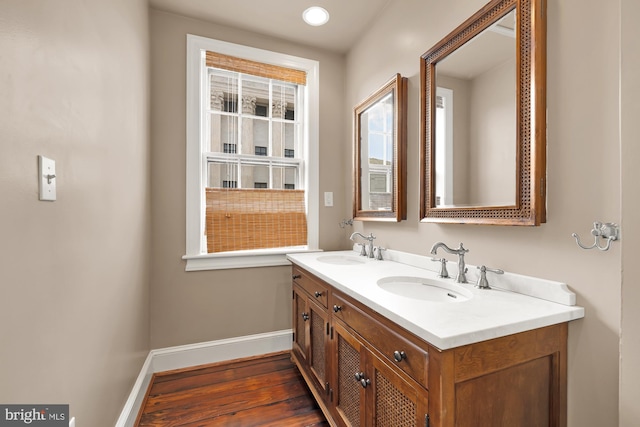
182;247;322;271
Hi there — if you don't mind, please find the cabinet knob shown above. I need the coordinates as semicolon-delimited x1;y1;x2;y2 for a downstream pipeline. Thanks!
333;305;342;313
292;274;301;279
354;372;370;388
301;312;309;321
314;291;322;298
393;350;407;362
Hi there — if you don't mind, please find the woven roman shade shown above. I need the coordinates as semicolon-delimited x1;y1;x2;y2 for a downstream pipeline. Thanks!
206;188;307;253
206;51;306;85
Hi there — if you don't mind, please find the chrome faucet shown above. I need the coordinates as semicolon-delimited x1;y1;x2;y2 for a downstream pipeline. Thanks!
430;242;469;283
350;232;376;258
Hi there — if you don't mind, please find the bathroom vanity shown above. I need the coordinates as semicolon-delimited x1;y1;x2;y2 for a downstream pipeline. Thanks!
287;250;584;427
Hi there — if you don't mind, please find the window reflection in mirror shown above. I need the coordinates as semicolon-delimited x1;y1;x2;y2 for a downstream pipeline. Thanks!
360;92;394;211
354;74;407;222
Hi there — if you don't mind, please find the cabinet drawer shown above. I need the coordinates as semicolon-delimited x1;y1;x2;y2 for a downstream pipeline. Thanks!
332;292;428;388
292;266;329;308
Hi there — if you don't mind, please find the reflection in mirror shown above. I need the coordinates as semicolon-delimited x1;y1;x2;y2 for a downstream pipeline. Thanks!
354;74;407;222
420;0;547;225
435;9;517;207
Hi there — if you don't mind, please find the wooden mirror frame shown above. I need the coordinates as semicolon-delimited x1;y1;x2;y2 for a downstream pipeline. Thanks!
420;0;546;225
354;74;408;222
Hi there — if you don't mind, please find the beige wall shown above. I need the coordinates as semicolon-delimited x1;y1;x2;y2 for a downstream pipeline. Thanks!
148;9;348;348
620;0;640;424
2;1;636;425
346;0;625;425
468;57;516;205
0;0;150;425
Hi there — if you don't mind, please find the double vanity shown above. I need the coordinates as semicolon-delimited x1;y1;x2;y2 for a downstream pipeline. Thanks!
287;249;584;427
292;0;577;423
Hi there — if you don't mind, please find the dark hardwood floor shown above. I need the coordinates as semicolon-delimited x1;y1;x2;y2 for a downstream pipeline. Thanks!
136;351;329;426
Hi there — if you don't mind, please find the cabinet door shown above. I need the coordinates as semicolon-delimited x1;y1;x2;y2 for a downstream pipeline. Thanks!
308;298;330;394
367;351;429;427
332;321;367;427
292;285;309;363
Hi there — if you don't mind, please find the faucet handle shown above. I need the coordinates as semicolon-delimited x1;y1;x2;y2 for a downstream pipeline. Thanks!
374;247;386;261
431;257;449;278
358;243;367;257
475;265;504;289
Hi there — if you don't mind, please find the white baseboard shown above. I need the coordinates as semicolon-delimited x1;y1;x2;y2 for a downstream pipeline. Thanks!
115;329;293;427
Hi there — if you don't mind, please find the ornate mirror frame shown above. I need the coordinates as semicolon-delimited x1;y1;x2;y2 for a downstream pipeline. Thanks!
354;74;407;222
420;0;546;225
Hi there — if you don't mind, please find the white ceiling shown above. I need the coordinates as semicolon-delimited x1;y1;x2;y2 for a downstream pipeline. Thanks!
149;0;393;53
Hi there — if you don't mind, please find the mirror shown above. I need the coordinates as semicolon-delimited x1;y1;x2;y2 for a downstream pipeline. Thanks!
354;74;407;222
420;0;547;225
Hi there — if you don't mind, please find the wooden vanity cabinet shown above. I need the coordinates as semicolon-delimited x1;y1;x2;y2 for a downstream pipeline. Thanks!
290;264;568;427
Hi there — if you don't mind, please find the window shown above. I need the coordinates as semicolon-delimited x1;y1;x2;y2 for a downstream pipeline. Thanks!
184;35;319;271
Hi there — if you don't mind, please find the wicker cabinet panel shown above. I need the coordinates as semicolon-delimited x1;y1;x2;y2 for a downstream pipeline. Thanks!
333;322;366;427
309;299;329;392
369;351;428;427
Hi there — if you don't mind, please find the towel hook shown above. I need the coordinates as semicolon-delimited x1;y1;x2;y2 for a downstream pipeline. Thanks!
572;221;620;251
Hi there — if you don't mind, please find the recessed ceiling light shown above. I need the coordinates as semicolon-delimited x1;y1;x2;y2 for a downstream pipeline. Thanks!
302;6;330;26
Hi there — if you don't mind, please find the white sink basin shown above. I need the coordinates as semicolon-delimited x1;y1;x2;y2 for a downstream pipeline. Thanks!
377;276;473;302
317;255;367;265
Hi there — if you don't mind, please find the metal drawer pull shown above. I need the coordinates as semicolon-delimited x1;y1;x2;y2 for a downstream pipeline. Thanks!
393;350;407;362
314;291;323;298
333;305;342;313
301;312;309;321
354;372;364;381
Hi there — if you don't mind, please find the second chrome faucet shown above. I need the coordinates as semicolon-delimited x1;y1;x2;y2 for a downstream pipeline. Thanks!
430;242;469;283
350;232;376;259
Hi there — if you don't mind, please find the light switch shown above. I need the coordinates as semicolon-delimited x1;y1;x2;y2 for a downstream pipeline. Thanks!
324;191;333;207
38;155;56;201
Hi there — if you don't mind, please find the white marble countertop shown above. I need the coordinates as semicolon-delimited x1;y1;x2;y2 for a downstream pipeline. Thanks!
287;250;585;350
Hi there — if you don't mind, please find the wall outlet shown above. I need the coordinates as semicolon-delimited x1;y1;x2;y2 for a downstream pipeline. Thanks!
69;417;75;427
324;191;333;207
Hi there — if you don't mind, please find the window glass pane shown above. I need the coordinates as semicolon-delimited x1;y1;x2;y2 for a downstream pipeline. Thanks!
240;164;269;189
273;82;296;120
271;122;296;157
252;119;269;153
242;78;269;117
272;165;297;190
207;161;238;188
210;114;238;153
210;72;238;113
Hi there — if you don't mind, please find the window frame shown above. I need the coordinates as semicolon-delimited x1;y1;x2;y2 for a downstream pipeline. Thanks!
184;35;320;271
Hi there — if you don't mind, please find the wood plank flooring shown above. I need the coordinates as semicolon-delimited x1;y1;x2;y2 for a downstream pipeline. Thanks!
136;351;329;426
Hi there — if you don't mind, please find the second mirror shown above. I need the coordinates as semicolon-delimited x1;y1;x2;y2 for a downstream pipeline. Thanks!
353;74;407;222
